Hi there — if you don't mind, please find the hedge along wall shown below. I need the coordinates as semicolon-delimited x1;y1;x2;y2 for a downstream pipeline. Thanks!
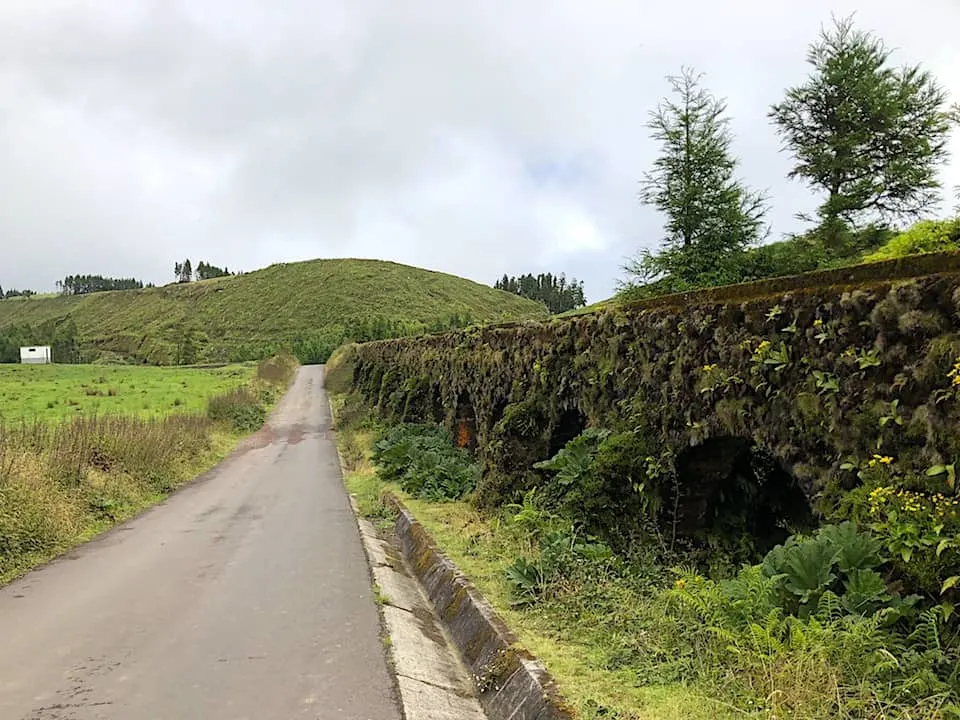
346;252;960;553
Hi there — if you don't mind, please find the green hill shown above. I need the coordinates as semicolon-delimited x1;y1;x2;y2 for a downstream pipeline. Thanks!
0;259;548;364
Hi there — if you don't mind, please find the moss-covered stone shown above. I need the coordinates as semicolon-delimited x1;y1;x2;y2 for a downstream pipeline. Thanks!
348;266;960;520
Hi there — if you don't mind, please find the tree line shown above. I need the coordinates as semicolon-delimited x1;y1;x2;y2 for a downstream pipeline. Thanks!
494;273;587;314
56;275;146;295
174;259;232;283
1;258;235;300
622;15;960;297
289;313;478;365
0;286;36;300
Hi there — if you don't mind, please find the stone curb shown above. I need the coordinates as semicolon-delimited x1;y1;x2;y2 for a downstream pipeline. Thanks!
386;493;574;720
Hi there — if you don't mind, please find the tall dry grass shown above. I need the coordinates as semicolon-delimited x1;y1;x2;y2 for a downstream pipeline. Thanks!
0;413;218;580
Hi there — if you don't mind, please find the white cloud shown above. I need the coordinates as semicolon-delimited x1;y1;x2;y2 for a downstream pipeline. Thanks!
0;0;957;301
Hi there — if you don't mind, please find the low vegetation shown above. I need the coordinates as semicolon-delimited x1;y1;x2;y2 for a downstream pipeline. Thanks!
0;258;547;365
864;218;960;263
0;354;296;584
372;424;478;502
333;393;960;719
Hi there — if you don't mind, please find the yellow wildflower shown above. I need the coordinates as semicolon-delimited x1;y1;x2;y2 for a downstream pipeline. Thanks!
868;454;893;468
949;358;960;386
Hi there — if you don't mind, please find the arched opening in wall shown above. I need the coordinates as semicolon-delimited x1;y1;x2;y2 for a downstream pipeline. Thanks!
673;438;816;558
547;407;587;458
454;393;478;452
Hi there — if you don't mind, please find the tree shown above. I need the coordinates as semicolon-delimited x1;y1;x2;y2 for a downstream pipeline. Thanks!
2;287;35;299
174;260;193;283
770;16;957;236
624;67;768;291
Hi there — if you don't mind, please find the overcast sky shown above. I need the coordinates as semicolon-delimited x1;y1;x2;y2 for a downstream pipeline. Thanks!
1;1;958;301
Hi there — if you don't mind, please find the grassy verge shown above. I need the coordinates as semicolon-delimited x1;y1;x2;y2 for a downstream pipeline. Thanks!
330;393;731;720
0;353;298;585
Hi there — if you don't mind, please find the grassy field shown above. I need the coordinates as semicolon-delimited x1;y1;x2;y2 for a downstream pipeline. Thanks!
0;259;548;364
0;364;254;422
0;355;295;584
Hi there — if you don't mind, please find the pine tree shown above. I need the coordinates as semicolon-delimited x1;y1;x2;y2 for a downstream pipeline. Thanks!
625;67;768;291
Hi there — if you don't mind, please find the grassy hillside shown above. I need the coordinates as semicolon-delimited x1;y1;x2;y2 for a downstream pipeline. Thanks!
0;259;547;364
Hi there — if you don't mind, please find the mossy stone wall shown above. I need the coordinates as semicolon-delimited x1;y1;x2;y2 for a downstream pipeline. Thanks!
348;258;960;516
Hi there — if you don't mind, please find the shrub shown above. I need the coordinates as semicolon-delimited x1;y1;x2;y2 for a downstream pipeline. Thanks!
668;565;960;716
533;428;654;549
206;387;266;432
371;423;478;501
291;331;346;365
256;351;298;387
865;218;960;262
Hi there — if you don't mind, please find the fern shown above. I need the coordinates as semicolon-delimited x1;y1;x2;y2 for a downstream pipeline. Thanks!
815;590;845;623
907;610;942;653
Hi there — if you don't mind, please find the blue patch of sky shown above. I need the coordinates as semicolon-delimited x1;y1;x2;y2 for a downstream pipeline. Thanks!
523;152;595;188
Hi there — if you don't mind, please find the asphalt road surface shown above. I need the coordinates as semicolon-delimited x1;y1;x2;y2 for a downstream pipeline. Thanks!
0;366;402;720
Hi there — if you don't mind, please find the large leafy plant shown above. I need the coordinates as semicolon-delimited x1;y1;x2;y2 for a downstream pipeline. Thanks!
372;424;479;501
759;521;921;620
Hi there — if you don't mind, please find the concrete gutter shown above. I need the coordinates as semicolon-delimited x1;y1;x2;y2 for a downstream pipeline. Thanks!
350;501;488;720
387;493;574;720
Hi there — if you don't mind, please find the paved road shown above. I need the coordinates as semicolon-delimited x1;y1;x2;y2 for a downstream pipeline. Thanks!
0;366;402;720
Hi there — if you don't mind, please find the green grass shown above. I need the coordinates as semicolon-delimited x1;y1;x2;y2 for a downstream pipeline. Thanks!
0;259;548;364
556;297;617;318
0;364;254;422
364;488;729;720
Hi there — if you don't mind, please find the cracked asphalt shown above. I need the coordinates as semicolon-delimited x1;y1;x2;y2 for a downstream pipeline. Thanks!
0;366;402;720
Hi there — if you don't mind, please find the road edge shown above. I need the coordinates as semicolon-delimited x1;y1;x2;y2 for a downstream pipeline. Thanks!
385;493;575;720
327;391;486;720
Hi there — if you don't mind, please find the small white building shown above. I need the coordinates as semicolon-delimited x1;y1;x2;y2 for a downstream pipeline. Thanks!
20;346;52;364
